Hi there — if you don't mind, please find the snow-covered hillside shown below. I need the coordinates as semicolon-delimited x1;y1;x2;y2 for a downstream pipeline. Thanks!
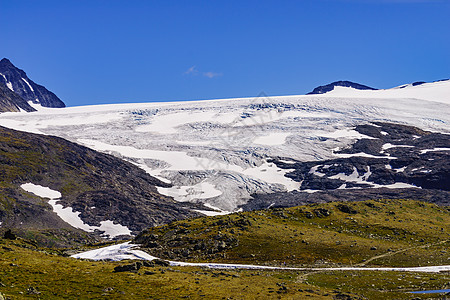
321;79;450;104
0;80;449;212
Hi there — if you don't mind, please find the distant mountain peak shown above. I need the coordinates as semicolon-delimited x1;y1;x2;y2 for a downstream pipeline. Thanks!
307;81;377;95
0;58;65;109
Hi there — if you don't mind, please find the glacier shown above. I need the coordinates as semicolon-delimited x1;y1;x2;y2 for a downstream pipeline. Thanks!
2;80;449;212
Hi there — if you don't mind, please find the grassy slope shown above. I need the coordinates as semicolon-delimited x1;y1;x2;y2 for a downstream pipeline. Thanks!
0;199;449;299
136;199;450;268
1;238;449;300
0;239;336;299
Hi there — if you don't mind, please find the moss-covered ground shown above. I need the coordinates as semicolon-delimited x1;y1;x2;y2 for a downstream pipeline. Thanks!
1;199;449;299
136;199;450;268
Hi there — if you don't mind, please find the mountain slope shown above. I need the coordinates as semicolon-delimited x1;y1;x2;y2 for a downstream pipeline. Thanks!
0;83;36;112
0;58;65;108
0;126;201;246
307;80;377;95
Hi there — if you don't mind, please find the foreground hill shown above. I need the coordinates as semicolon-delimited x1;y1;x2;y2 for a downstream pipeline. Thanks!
1;199;449;299
0;126;201;247
135;199;450;268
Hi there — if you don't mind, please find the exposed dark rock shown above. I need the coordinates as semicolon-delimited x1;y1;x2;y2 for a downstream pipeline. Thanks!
0;83;35;112
3;230;16;240
26;287;40;295
336;204;357;214
113;262;143;272
152;259;170;267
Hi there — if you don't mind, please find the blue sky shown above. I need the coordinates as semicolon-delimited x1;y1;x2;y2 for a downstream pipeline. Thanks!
1;0;449;106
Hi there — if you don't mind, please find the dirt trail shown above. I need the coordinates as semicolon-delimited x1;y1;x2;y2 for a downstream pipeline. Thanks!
355;240;449;267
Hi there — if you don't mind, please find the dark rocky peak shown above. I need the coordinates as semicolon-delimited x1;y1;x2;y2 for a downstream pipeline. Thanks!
307;81;377;95
0;58;65;108
0;58;14;67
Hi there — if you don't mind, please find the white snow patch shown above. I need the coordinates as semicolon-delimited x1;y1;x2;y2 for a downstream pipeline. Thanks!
71;242;157;261
381;143;414;150
420;148;450;154
329;167;371;184
253;132;290;145
0;73;13;91
98;221;132;238
334;152;396;159
302;189;321;193
319;129;375;140
241;162;300;192
20;183;62;199
157;182;223;202
309;165;326;177
22;78;34;92
394;166;407;173
278;159;297;164
378;182;420;189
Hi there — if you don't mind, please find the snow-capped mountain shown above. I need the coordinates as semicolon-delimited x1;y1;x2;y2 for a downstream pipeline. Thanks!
0;58;65;109
0;79;448;217
307;81;377;95
316;79;450;104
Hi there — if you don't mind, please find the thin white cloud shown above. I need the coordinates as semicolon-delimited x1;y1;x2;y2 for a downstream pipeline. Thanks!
203;71;222;78
184;65;199;75
184;66;222;78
